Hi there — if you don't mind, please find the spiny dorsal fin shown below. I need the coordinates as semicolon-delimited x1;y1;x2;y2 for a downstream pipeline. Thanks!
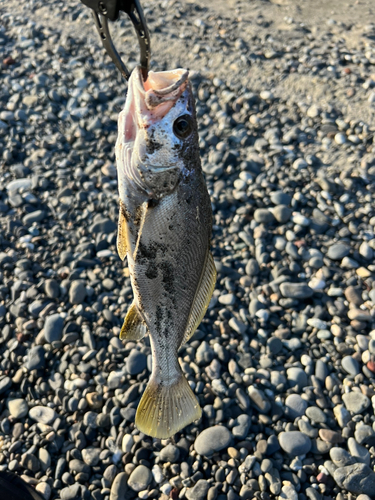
180;251;216;347
120;301;147;341
117;204;129;261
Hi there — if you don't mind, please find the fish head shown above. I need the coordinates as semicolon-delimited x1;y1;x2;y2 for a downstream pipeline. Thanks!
116;66;198;200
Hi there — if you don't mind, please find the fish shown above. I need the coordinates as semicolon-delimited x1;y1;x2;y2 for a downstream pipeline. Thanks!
115;66;216;438
0;470;44;500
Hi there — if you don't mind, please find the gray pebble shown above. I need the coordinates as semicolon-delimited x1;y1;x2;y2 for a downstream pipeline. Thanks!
279;431;311;455
44;314;64;343
127;465;152;492
194;426;232;456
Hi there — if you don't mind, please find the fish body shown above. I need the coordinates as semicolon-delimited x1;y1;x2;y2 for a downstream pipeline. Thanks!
115;67;216;438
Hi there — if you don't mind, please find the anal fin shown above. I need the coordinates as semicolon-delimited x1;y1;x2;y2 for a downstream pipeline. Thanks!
135;373;201;438
120;301;147;341
181;251;216;346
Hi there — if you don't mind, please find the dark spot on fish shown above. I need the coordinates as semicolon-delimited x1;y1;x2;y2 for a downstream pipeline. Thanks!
145;129;162;155
134;205;144;225
148;198;159;209
145;264;158;280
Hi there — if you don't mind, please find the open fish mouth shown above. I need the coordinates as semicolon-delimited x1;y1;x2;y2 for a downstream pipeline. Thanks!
133;66;190;115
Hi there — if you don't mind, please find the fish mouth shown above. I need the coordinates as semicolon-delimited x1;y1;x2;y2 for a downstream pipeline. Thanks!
133;66;189;115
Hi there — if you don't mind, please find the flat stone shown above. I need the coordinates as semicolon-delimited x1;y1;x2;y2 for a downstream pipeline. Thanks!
126;349;147;376
25;346;45;371
327;243;350;260
342;392;370;414
44;314;64;343
69;281;87;305
23;210;46;225
248;386;271;413
254;208;275;224
29;406;56;424
8;398;28;419
232;414;251;439
286;367;308;389
334;463;375;495
348;437;370;465
279;283;313;299
159;444;180;463
285;394;307;420
110;472;128;500
128;465;152;492
305;406;326;423
341;356;360;376
330;447;356;469
279;431;311;456
90;218;116;234
194;426;232;456
82;447;101;466
245;258;259;276
273;205;292;223
186;479;210;500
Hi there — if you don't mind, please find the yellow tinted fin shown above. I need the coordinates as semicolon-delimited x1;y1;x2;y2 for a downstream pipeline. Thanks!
117;204;129;261
135;374;202;438
120;302;147;341
180;252;216;346
133;201;148;261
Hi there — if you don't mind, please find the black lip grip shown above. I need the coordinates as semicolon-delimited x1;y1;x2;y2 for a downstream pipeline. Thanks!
80;0;151;80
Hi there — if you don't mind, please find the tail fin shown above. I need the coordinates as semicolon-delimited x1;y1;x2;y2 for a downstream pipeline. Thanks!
135;374;201;438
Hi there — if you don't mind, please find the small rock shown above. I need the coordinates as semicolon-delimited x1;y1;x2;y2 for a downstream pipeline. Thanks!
128;465;152;492
342;392;370;414
194;426;232;456
279;431;311;455
279;283;313;299
29;406;56;424
8;399;28;419
334;463;375;495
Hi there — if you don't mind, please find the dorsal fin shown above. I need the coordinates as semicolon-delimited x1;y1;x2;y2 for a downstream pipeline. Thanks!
180;252;216;347
120;301;147;341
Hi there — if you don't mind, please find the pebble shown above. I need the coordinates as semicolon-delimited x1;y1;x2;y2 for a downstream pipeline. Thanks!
126;349;147;375
110;472;128;500
127;465;152;492
186;479;210;500
279;432;311;455
69;281;87;304
334;463;375;495
327;243;350;260
194;426;232;456
8;398;28;419
279;283;314;299
29;406;56;424
44;314;64;343
342;392;370;413
285;394;308;419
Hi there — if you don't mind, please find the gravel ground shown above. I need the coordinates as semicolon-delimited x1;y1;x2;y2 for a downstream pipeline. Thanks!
1;0;375;499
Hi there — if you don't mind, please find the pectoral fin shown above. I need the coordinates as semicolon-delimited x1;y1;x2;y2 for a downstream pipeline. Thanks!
133;201;148;261
180;252;216;346
117;205;129;261
120;302;147;341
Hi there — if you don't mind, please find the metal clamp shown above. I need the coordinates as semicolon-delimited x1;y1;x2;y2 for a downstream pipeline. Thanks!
80;0;151;80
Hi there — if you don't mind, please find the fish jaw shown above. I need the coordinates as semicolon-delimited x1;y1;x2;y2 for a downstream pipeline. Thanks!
115;66;198;201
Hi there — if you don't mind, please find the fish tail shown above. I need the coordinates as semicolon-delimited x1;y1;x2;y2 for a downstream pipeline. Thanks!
135;372;201;439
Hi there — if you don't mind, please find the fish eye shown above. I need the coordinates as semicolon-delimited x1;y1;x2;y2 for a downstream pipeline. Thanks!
173;115;193;139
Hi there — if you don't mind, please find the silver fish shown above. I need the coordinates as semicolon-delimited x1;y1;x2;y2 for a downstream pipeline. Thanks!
115;66;216;438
